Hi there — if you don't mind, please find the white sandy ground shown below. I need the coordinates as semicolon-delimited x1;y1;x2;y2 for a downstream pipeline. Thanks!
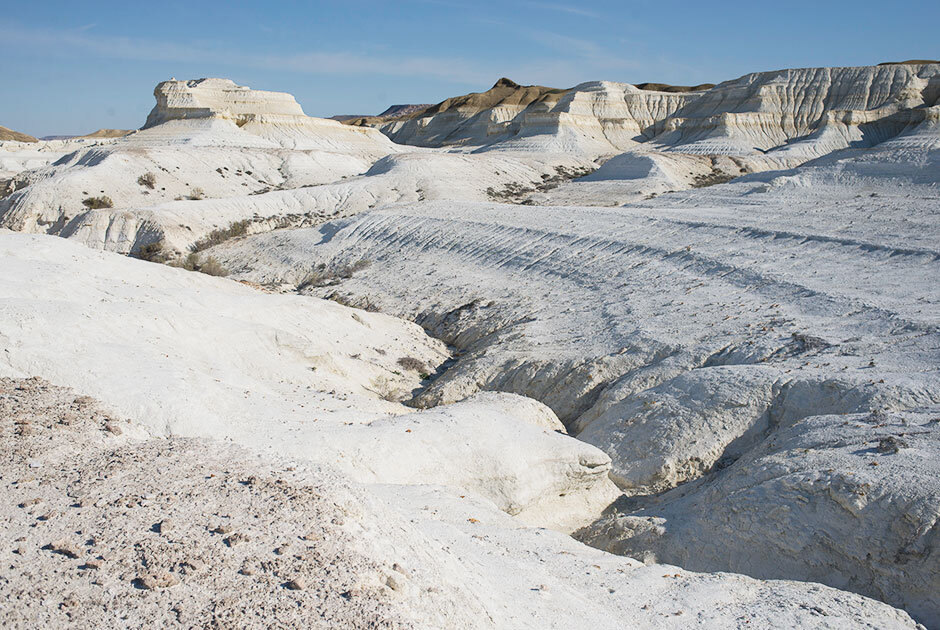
0;377;923;629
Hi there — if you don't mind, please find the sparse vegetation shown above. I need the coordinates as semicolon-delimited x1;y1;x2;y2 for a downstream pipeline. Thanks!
189;187;206;200
325;292;380;312
137;172;157;189
82;196;113;209
190;220;251;253
169;253;229;276
397;357;427;373
485;165;595;203
133;241;170;263
297;259;371;291
0;178;15;199
691;171;737;188
370;376;401;402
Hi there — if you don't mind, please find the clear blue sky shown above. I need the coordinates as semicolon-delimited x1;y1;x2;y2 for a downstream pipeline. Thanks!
3;0;938;136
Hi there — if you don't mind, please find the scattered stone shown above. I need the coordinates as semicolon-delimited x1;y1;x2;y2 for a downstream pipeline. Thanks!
385;574;404;592
156;519;175;534
134;571;179;590
285;577;306;591
224;532;249;547
179;559;204;575
877;436;909;454
48;539;80;559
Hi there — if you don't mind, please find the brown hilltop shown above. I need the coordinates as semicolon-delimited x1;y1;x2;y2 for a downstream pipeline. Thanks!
634;82;715;93
0;126;37;143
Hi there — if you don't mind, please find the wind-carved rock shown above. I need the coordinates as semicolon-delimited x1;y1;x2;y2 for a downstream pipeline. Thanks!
143;78;309;128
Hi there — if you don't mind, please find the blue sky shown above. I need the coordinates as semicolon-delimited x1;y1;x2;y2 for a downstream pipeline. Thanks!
3;0;938;136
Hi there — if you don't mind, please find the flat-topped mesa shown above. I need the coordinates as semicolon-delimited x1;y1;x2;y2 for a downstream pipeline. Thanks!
142;78;308;128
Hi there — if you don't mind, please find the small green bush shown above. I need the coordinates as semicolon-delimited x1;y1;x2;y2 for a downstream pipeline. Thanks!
170;253;229;276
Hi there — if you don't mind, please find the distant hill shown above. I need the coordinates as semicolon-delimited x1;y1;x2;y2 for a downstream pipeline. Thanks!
334;104;432;126
83;128;134;138
376;104;433;118
40;129;134;141
634;82;715;93
878;59;939;65
0;126;38;143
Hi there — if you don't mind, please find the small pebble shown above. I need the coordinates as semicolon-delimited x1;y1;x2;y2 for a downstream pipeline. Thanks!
48;539;80;558
134;571;179;590
285;577;306;591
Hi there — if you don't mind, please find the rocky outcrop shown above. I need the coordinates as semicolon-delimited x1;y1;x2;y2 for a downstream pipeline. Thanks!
142;78;308;128
0;78;401;253
576;407;940;626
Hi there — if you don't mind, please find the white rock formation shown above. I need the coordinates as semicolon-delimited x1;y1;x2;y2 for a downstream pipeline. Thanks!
379;63;939;161
577;407;940;625
0;230;617;531
2;62;939;626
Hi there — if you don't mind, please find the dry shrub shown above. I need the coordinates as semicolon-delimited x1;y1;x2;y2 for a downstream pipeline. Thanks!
397;357;427;373
190;220;250;252
297;259;371;291
137;172;157;189
82;196;113;209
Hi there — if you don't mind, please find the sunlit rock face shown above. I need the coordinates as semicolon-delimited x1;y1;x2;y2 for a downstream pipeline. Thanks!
143;78;308;127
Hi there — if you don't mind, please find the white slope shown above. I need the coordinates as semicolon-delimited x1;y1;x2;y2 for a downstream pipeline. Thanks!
1;378;918;629
0;137;120;180
48;149;591;256
0;231;620;532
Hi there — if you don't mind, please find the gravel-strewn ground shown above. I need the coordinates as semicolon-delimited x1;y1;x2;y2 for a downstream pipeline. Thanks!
0;377;419;629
